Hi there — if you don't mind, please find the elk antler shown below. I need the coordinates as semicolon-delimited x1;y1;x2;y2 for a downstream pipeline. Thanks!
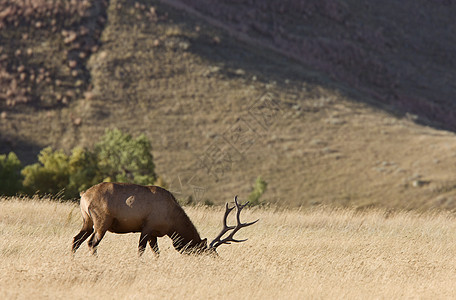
209;196;259;249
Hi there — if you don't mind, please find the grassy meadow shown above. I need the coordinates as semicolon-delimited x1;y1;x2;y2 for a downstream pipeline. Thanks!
1;197;456;299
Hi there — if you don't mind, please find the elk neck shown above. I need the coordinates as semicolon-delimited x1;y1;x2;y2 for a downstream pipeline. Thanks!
168;205;203;252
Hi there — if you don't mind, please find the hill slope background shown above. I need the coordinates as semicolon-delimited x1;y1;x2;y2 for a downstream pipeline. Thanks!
1;0;456;209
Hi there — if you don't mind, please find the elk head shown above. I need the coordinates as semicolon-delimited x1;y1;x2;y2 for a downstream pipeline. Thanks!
205;196;259;254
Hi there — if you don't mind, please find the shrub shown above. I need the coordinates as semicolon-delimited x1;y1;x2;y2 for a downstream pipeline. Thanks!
0;152;23;196
21;147;103;199
95;129;156;185
67;147;102;197
22;147;70;198
204;199;214;206
247;176;268;206
153;176;168;189
20;129;157;200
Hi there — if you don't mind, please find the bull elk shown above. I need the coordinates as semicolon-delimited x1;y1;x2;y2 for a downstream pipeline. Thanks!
72;182;258;255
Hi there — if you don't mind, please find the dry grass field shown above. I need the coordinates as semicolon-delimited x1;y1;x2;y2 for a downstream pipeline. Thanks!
2;197;456;299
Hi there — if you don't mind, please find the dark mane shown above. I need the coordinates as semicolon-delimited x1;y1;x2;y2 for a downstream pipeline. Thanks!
151;186;203;251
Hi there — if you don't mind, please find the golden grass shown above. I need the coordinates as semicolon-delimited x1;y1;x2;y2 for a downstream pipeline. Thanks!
2;197;456;299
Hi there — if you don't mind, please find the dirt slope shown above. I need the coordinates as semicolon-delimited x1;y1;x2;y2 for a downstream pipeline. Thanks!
1;0;456;209
168;0;456;130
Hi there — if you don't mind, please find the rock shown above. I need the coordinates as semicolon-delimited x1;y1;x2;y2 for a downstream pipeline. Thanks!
69;60;78;68
412;180;429;187
73;117;82;126
234;69;245;75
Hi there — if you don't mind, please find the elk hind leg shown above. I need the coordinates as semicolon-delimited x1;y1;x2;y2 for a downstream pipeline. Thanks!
87;229;107;255
72;211;94;253
87;217;111;255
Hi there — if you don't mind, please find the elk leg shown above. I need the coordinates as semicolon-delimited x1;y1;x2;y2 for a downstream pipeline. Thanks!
73;209;94;253
148;236;160;256
72;227;94;253
87;229;106;255
138;232;149;256
87;213;112;255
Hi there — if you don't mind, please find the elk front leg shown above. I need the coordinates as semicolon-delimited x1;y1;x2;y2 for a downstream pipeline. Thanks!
138;233;159;257
138;232;149;256
149;236;160;256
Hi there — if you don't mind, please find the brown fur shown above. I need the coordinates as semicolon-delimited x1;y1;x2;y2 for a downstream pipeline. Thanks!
72;182;207;256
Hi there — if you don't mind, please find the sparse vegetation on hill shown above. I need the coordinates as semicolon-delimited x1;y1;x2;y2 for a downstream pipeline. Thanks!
248;176;267;206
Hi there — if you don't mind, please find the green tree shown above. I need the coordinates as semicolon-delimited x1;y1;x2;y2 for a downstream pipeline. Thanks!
20;129;157;200
0;152;23;196
95;129;156;185
247;176;268;206
22;147;70;197
67;147;102;197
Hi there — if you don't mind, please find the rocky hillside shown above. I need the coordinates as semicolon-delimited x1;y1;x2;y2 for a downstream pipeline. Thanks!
2;0;456;209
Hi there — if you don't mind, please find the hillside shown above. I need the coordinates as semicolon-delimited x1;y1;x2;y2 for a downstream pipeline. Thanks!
166;0;456;130
1;0;456;209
